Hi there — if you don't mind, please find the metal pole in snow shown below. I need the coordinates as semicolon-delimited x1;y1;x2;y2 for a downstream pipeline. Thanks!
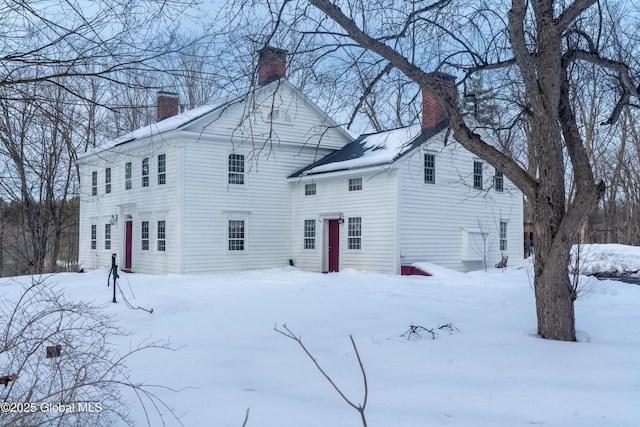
111;253;118;303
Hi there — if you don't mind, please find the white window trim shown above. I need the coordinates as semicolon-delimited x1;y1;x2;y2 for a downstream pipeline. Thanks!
105;167;112;194
228;153;246;186
157;220;166;252
304;182;317;196
91;171;98;196
424;152;436;184
265;109;294;125
348;177;363;192
473;160;483;190
494;170;504;192
90;224;97;250
304;219;316;250
499;220;508;252
227;217;248;253
158;153;166;185
104;223;111;250
125;162;132;190
347;217;362;250
141;220;150;251
142;158;149;188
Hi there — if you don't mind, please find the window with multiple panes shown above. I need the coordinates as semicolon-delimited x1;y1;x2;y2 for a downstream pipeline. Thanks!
157;221;166;251
91;171;98;196
141;221;149;250
348;217;362;250
228;220;245;251
142;158;149;187
91;225;97;249
228;154;245;184
348;177;362;191
105;168;111;193
494;170;504;192
424;153;435;184
158;154;166;185
305;183;316;196
125;162;132;190
473;161;483;190
499;221;508;251
104;224;111;250
304;219;316;249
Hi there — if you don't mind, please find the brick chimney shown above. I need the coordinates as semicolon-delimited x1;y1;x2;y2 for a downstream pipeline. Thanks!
257;46;287;86
422;72;456;129
157;91;179;121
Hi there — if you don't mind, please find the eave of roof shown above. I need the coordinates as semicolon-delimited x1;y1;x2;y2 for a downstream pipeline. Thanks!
289;119;449;178
77;79;353;161
76;103;219;160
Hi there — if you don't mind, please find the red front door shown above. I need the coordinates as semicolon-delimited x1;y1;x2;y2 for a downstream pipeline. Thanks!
328;219;340;272
124;220;133;270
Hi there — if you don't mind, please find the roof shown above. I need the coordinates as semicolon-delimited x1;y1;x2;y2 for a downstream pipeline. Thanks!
289;119;450;177
77;104;218;160
77;79;353;161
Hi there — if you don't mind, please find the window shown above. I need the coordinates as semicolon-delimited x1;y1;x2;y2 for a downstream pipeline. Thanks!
142;158;149;187
473;161;483;190
494;170;504;192
157;220;166;252
104;224;111;250
228;154;245;184
267;109;293;123
90;225;97;250
305;183;316;196
228;220;245;251
348;177;362;191
424;153;435;184
105;168;111;194
304;219;316;249
125;162;132;190
158;154;166;185
91;171;98;196
500;221;508;251
141;221;149;250
348;217;362;250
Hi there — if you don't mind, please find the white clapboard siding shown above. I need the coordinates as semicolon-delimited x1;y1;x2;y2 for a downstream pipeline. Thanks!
180;138;334;273
77;79;350;275
77;136;183;274
290;168;399;274
398;133;524;272
182;81;348;151
78;77;525;276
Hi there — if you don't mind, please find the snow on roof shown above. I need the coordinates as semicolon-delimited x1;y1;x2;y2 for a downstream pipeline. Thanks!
77;104;218;160
291;120;449;177
78;79;353;162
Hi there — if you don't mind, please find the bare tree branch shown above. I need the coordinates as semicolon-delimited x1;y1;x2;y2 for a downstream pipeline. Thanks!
557;0;597;31
274;323;368;427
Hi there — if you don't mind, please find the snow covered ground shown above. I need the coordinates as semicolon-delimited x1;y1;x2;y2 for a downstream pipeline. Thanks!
572;243;640;276
1;245;639;426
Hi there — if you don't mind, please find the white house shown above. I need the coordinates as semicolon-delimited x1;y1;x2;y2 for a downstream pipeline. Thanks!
77;47;523;275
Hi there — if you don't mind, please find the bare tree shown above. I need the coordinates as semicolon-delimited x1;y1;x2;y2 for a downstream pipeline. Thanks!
0;0;196;92
222;0;640;341
0;0;203;275
275;324;368;427
0;276;178;426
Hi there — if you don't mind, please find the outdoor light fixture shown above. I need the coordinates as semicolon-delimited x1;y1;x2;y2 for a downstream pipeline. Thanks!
109;214;118;225
339;213;344;224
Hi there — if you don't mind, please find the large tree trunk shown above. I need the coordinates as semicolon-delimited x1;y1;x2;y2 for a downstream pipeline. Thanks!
535;264;576;341
531;129;578;341
533;212;576;341
510;0;602;341
301;0;614;341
